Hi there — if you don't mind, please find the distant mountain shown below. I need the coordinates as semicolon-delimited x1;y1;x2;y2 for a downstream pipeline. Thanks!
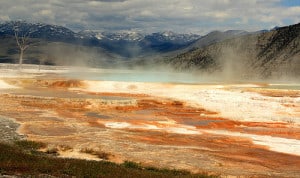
164;23;300;79
140;31;200;53
0;21;121;66
0;21;202;64
79;30;145;58
78;30;201;57
0;21;81;43
3;20;296;78
190;30;248;49
154;30;250;60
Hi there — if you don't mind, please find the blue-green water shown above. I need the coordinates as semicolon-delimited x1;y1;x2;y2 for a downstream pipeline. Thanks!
65;69;300;89
91;72;198;83
66;69;213;84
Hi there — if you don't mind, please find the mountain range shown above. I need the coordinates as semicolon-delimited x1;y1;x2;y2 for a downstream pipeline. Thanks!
0;21;250;65
164;23;300;79
78;29;201;57
0;21;201;59
0;21;299;79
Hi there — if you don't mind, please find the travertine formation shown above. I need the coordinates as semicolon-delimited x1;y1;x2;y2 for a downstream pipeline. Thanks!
0;65;299;177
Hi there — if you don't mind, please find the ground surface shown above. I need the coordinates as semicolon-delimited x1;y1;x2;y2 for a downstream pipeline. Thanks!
0;64;299;177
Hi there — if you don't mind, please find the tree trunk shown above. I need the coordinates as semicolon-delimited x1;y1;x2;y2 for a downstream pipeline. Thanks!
19;49;24;69
39;60;41;71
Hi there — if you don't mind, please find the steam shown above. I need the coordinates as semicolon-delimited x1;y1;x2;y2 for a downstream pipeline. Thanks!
24;41;121;68
173;35;300;83
217;47;251;81
21;31;299;84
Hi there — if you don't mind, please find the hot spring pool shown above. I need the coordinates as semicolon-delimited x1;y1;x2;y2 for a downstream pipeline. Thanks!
64;68;300;89
65;69;216;84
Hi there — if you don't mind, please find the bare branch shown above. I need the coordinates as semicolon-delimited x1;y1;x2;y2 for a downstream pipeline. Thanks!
22;36;25;45
23;45;30;50
14;30;21;47
13;23;32;69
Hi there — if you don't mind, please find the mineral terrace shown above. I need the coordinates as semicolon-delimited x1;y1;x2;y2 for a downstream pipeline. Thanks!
0;64;299;177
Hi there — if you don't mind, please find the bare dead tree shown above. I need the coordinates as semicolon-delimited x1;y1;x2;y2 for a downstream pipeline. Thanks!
13;27;31;69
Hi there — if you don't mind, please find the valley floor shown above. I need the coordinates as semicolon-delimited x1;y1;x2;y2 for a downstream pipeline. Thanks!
0;64;299;177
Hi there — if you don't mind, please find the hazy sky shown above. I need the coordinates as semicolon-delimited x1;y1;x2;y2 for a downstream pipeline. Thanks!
0;0;299;34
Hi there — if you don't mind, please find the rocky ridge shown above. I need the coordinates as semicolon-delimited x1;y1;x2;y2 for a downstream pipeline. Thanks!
166;23;300;79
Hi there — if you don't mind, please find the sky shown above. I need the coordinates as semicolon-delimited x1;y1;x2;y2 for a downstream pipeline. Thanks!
0;0;299;34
